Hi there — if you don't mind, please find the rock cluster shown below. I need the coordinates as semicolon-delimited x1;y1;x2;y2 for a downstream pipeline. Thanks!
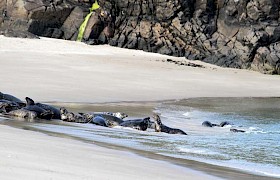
0;0;280;74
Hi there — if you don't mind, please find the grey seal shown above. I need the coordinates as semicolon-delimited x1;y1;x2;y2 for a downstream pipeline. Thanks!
147;120;156;129
83;112;124;127
104;112;128;119
92;116;108;127
220;121;232;127
0;100;21;113
36;103;61;119
230;128;246;133
84;112;128;119
0;92;24;106
60;108;90;123
119;117;150;131
0;102;9;113
153;114;187;135
24;97;53;120
8;109;38;119
81;113;108;127
202;121;214;127
202;121;231;127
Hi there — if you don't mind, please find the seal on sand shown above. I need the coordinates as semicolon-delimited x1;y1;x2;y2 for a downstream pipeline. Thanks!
0;100;21;113
147;120;156;129
85;112;128;120
81;113;108;127
106;112;128;119
119;117;150;131
24;97;53;120
35;103;61;119
92;116;108;127
153;114;187;135
0;92;24;106
8;109;38;119
60;108;90;123
83;113;124;127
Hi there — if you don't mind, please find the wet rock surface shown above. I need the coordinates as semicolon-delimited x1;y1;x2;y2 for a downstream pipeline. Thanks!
0;0;279;74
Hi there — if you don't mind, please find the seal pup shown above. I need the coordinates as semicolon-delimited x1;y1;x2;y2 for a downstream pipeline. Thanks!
153;114;187;135
24;97;53;120
119;117;150;131
60;108;90;123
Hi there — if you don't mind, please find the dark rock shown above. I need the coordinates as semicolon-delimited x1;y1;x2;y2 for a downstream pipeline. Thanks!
251;43;280;74
0;0;280;74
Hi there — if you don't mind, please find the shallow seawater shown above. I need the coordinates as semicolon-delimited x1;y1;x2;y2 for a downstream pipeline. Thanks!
1;98;280;178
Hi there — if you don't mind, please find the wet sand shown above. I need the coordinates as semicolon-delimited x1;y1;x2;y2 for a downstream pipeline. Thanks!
1;35;280;179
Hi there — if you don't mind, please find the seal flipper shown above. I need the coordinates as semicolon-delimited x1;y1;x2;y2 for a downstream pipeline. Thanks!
25;97;35;105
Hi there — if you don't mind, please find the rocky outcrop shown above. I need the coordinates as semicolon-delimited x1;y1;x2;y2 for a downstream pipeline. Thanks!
0;0;280;74
0;0;113;41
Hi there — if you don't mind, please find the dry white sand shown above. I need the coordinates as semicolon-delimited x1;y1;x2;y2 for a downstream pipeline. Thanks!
1;35;280;180
1;35;280;103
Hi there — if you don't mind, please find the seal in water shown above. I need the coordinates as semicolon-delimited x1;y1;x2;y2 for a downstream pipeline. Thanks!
119;117;150;131
147;119;155;129
153;114;187;135
202;121;227;127
230;128;246;133
60;108;90;123
24;97;53;120
0;92;25;106
220;121;232;127
202;121;214;127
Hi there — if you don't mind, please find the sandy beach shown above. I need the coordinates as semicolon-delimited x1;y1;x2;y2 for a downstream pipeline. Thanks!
1;35;280;179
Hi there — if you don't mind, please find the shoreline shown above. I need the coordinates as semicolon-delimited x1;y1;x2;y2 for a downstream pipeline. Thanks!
1;100;279;180
0;124;220;180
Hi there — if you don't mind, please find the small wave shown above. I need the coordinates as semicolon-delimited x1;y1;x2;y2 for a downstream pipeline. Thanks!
183;112;190;117
220;159;280;178
177;147;220;156
245;127;267;134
